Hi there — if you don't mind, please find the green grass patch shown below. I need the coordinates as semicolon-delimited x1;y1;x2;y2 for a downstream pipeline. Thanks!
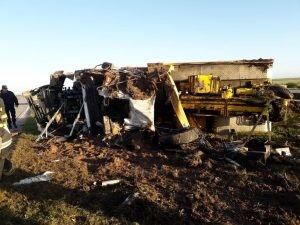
273;77;300;88
22;117;39;135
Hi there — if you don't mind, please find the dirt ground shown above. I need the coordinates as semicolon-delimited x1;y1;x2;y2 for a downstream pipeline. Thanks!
0;116;300;225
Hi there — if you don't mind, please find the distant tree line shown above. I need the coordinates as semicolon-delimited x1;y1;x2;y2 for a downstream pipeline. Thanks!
286;83;300;88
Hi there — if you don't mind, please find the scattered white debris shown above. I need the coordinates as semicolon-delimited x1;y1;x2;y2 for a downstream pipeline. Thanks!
12;171;54;186
52;159;60;162
122;192;140;205
225;157;242;168
275;147;291;156
101;179;120;186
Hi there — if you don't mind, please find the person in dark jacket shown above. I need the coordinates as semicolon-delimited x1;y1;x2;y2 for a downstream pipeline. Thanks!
0;85;19;129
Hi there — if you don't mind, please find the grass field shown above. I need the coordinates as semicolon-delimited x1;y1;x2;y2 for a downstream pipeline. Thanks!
22;116;39;135
273;77;300;87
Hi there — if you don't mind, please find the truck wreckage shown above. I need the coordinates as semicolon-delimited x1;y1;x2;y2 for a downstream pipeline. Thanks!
16;60;300;225
24;59;296;155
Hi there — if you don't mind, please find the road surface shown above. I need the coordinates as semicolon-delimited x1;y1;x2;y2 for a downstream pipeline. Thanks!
14;96;30;132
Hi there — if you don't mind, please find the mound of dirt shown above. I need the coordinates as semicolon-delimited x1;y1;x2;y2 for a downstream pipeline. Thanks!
121;76;156;100
101;68;158;100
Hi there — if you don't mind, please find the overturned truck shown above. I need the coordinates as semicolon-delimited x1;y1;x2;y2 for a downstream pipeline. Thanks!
24;59;294;147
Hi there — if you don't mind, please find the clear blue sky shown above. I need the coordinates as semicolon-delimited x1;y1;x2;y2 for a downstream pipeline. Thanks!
1;0;299;93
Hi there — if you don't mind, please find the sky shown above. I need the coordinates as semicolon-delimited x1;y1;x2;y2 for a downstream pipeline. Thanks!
0;0;300;93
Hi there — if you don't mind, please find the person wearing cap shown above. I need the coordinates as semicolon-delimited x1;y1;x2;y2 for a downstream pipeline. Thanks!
0;97;14;180
0;85;19;129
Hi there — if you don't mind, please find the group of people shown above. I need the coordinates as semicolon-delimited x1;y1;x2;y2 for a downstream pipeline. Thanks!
0;85;19;180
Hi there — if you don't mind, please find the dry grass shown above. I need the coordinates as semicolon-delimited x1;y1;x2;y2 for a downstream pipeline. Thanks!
0;116;299;225
0;119;123;225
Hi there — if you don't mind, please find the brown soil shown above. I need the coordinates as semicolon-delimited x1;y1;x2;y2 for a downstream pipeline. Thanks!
2;134;299;225
113;74;156;100
122;76;156;100
103;70;157;100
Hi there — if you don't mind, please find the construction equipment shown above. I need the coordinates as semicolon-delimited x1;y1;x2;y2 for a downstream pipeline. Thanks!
179;80;291;128
159;63;294;133
188;74;220;95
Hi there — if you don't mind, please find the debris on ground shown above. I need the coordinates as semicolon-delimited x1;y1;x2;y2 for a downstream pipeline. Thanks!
101;179;121;187
275;147;292;156
245;138;271;162
12;171;54;186
224;157;242;168
121;192;140;206
4;131;299;225
185;150;204;167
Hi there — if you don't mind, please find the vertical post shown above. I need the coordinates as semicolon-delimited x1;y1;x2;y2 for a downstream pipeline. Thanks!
266;112;271;142
82;85;91;130
283;99;289;124
68;103;84;137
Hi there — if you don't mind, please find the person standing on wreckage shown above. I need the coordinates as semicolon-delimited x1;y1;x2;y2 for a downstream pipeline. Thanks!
0;85;19;129
0;97;14;180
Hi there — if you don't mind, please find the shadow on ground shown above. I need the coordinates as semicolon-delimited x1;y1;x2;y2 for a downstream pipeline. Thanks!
0;168;183;225
0;207;40;225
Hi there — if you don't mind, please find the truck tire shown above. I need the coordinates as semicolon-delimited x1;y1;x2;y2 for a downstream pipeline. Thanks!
159;128;200;146
267;85;294;99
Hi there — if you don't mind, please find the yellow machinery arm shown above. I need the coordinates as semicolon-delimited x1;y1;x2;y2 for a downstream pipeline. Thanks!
165;65;190;128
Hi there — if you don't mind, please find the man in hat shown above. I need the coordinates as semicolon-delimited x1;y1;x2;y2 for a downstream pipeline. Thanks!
0;85;19;129
0;97;14;180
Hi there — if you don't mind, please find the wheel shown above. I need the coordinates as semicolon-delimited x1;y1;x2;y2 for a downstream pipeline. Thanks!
159;127;200;146
267;85;294;99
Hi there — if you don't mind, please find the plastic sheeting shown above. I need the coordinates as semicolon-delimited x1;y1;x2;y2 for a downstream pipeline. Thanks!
124;95;156;131
99;89;156;131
